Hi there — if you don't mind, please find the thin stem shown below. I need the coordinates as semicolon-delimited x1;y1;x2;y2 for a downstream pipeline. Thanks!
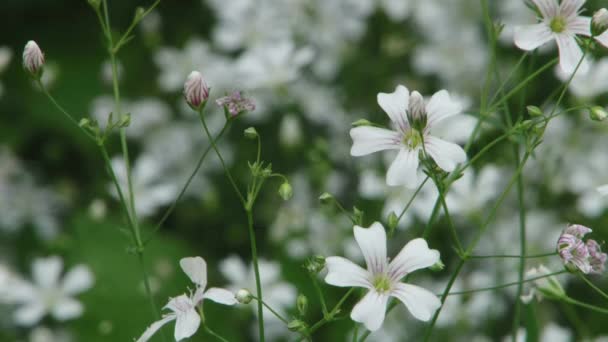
429;172;464;254
112;0;162;54
562;296;608;315
137;252;160;320
305;288;355;337
247;210;265;342
204;325;230;342
251;295;289;324
444;270;567;296
310;274;329;316
394;176;429;230
352;324;359;342
332;198;357;224
578;273;608;301
468;252;557;259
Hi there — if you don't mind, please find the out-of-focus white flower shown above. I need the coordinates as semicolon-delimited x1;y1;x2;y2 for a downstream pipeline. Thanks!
29;326;72;342
22;40;45;75
446;165;504;217
514;0;591;73
350;85;467;188
136;257;236;342
100;59;123;86
324;222;441;331
184;71;209;109
598;184;608;196
9;256;94;326
505;322;572;342
520;265;565;303
555;57;608;98
278;114;303;147
378;0;411;21
0;46;12;74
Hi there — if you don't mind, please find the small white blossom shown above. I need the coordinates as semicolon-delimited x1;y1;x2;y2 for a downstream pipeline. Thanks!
324;222;441;331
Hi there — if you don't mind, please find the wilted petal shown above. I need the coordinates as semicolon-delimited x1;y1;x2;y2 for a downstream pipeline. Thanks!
377;85;410;131
14;301;46;326
324;256;371;288
180;257;207;288
514;24;553;50
532;0;558;18
350;290;389;331
424;136;466;172
136;315;176;342
388;238;440;282
174;308;201;341
386;148;419;188
425;90;462;127
51;297;83;321
556;34;587;74
391;283;441;321
350;126;400;156
32;256;63;289
354;223;388;275
204;288;237;305
61;265;94;295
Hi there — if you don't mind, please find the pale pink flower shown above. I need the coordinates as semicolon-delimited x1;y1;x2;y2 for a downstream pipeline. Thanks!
183;71;209;108
557;224;606;274
22;40;45;75
215;91;255;116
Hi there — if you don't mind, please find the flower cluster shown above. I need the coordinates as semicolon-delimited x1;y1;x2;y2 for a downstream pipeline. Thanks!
557;224;607;274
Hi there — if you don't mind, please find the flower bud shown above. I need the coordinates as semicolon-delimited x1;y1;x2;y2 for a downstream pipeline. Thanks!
22;40;45;77
278;182;293;201
429;259;445;272
236;289;252;304
244;127;258;139
351;119;372;127
407;91;427;130
296;294;308;316
353;206;364;225
592;8;608;36
526;105;543;117
87;0;101;10
589;106;607;122
387;211;399;234
134;6;146;22
304;255;325;274
318;192;334;204
183;71;209;109
287;319;308;333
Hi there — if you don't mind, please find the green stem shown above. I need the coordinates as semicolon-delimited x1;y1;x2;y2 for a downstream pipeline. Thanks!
252;295;289;324
578;273;608;301
247;209;266;342
562;296;608;314
112;0;162;54
468;252;556;259
305;288;355;338
444;270;567;296
393;176;430;234
310;274;329;316
204;325;230;342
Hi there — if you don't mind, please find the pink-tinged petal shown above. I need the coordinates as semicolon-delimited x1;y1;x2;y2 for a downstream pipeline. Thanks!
14;302;46;326
514;24;553;50
179;256;207;289
324;256;371;288
350;290;389;331
568;16;591;36
391;283;441;321
204;288;237;305
33;256;63;289
598;184;608;196
556;34;587;74
136;315;176;342
424;136;466;172
532;0;558;18
174;308;201;341
425;90;462;127
51;297;83;321
559;0;585;18
386;148;419;188
354;223;388;275
388;238;440;281
595;31;608;48
61;265;94;295
350;126;401;156
377;85;410;132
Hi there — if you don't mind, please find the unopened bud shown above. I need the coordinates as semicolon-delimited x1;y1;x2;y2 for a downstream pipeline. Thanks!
236;289;252;304
134;7;146;22
407;91;427;130
305;255;326;274
184;71;209;109
429;260;445;272
351;119;372;127
592;8;608;36
387;211;398;234
278;182;293;201
79;118;91;128
526;105;543;117
244;127;258;139
353;206;364;225
590;106;608;122
119;113;131;127
22;40;45;77
319;192;334;204
87;0;101;10
287;319;308;333
296;294;308;316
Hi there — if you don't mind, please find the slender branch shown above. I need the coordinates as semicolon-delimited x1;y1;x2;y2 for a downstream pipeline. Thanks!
252;295;289;324
204;325;230;342
578;273;608;302
444;270;567;296
562;296;608;315
310;274;329;316
468;252;557;259
112;0;163;54
247;210;266;342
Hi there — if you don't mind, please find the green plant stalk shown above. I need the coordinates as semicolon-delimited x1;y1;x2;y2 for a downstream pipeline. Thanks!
310;274;329;316
562;296;608;314
469;252;556;259
204;325;230;342
251;295;289;324
578;273;608;301
444;270;567;296
247;209;266;342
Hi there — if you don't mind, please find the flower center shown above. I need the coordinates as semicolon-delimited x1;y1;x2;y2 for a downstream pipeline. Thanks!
550;16;567;33
402;129;423;149
372;274;392;293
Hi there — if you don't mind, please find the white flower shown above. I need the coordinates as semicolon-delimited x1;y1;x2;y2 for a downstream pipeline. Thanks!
136;257;236;342
22;40;45;75
514;0;591;73
350;85;467;188
520;265;565;303
324;222;441;331
598;184;608;196
9;256;94;326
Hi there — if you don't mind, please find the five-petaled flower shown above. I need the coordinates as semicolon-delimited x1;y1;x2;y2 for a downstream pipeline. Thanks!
514;0;591;73
557;224;607;274
350;85;467;188
324;222;441;331
136;257;237;342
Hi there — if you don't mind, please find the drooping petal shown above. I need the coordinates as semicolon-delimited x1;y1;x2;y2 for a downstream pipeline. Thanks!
179;256;207;289
567;16;591;36
532;0;558;18
136;315;176;342
595;31;608;48
61;265;94;295
391;283;441;321
424;136;466;172
354;223;388;275
324;256;372;288
350;290;389;331
14;302;46;326
559;0;585;18
32;256;63;289
174;308;201;341
377;85;410;132
513;24;553;51
555;34;587;74
51;297;83;321
204;288;237;305
386;148;419;188
425;90;462;127
388;238;440;282
350;126;401;156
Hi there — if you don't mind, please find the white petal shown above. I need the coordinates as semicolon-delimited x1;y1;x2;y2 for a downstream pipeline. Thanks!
425;90;462;127
556;34;587;74
179;256;207;288
136;315;176;342
204;287;237;305
14;302;46;326
597;184;608;196
532;0;558;18
559;0;585;18
388;238;440;281
568;16;591;36
174;308;201;341
424;136;466;172
350;290;389;331
386;148;419;188
391;283;441;321
377;85;410;131
324;256;371;288
354;223;388;275
61;265;94;295
349;126;400;156
32;256;63;289
514;24;553;51
51;297;83;321
595;31;608;48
